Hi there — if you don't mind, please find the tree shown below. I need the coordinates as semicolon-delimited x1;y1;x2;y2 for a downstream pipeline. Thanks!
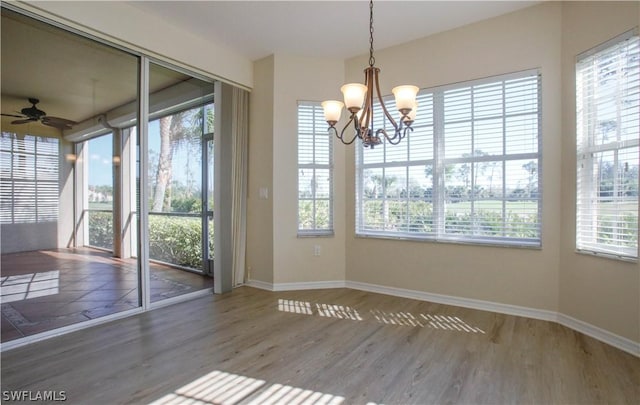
151;106;205;212
522;161;538;198
152;115;174;212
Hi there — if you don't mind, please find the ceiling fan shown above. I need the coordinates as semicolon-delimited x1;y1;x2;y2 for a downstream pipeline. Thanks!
1;98;76;130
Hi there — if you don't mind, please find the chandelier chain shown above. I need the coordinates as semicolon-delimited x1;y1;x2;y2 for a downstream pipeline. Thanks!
369;0;375;67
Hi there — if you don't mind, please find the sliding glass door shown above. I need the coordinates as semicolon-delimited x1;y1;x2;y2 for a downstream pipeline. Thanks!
145;62;215;302
0;6;217;344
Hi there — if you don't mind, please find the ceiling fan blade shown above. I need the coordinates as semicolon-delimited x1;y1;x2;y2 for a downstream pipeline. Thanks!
42;116;77;126
11;118;37;125
1;113;26;118
42;120;74;130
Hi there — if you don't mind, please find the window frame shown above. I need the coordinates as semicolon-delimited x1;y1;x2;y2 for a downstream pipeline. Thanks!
297;101;334;237
355;69;542;248
575;30;639;261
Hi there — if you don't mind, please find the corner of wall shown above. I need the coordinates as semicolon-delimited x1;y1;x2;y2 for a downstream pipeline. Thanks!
558;1;640;344
246;56;275;284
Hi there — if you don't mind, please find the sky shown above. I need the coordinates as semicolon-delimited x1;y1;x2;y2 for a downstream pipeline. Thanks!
88;120;198;187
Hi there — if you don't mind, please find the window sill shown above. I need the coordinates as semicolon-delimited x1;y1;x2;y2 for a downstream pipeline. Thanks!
355;232;542;250
297;231;335;238
575;249;638;263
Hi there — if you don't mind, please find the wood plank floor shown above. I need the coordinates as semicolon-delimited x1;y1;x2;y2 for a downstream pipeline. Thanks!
1;287;638;404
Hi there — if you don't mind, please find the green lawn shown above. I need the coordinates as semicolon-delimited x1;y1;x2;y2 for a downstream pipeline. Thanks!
88;202;113;210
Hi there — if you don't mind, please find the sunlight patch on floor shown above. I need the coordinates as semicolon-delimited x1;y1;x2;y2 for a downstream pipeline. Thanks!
149;370;265;405
0;270;59;303
316;303;363;321
278;299;313;315
149;370;345;405
371;309;423;327
276;299;484;333
246;383;344;405
277;299;362;321
421;313;485;333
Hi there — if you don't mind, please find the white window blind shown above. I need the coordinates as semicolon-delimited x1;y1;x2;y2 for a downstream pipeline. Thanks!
576;31;639;259
0;133;60;224
356;70;541;247
298;102;333;235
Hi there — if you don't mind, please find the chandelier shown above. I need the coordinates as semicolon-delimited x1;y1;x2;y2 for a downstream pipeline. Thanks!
322;0;419;148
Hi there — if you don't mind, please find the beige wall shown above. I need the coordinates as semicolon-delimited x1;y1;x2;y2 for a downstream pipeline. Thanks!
247;56;275;284
23;1;253;88
21;0;638;343
249;2;639;344
248;54;346;285
344;3;563;311
559;1;639;342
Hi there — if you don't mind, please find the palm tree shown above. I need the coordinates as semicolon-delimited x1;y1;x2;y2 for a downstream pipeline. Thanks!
151;108;203;212
152;115;173;212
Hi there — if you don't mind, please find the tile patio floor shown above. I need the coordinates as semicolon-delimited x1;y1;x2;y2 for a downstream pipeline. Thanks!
0;247;214;343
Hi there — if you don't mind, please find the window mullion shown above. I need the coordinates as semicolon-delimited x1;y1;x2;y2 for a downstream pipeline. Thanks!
470;88;476;235
502;81;507;238
35;139;39;223
433;90;445;238
11;135;15;224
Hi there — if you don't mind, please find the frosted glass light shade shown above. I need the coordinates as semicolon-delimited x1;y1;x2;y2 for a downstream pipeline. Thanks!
341;83;367;110
392;85;419;111
321;100;344;122
403;101;418;122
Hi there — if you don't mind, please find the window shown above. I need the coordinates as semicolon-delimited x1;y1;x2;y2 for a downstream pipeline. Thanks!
576;31;639;259
356;70;541;247
298;102;334;235
0;133;59;224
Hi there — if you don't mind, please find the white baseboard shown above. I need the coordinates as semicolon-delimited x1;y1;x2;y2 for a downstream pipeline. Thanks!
345;281;558;322
346;281;638;357
245;278;639;357
245;279;274;291
557;313;640;357
245;279;346;292
272;280;346;291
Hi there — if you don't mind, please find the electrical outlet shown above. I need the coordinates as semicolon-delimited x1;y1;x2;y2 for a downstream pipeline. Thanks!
313;245;321;256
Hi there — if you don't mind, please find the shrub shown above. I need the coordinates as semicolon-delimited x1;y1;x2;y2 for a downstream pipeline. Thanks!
88;211;113;250
149;215;203;269
88;211;207;270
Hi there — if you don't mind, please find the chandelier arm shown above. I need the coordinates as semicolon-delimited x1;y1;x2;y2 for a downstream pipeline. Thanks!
376;127;398;145
381;126;413;145
403;125;414;140
327;125;339;139
359;68;374;130
338;114;361;145
372;67;402;131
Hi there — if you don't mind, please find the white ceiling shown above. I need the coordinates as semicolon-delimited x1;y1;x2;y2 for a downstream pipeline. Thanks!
128;1;541;61
1;1;540;132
